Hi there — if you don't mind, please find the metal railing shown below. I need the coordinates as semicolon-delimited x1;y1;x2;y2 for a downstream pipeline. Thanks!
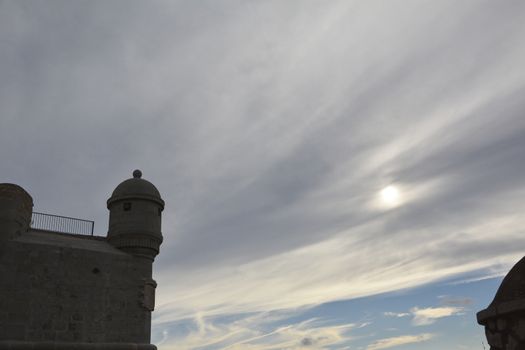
31;212;94;236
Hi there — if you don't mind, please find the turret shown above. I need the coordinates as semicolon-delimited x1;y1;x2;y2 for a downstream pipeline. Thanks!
0;183;33;242
107;170;164;261
478;257;525;349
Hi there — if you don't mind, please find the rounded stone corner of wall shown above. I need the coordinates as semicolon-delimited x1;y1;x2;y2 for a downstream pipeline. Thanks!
0;183;34;240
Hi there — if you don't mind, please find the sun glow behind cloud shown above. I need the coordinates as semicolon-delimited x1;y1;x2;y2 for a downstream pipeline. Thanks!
379;185;401;208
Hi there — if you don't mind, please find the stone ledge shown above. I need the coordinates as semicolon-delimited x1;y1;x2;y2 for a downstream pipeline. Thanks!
0;341;156;350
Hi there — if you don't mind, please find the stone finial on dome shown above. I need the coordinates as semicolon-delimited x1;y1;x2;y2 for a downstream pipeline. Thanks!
133;169;142;179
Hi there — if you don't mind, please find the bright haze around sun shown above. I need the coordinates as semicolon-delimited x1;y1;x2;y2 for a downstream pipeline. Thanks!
1;1;525;349
380;185;402;208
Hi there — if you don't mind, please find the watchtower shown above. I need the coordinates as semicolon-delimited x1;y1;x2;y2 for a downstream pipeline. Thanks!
107;169;164;261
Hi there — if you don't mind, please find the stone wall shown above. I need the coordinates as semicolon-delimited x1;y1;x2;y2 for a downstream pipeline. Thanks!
0;232;154;345
481;313;525;350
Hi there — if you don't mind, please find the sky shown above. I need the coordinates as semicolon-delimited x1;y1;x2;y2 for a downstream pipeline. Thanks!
1;0;525;349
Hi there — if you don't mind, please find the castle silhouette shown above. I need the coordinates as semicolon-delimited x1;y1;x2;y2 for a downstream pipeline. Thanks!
0;170;164;350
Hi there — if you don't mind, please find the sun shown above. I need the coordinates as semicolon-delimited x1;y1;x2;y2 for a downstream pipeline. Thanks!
380;185;401;207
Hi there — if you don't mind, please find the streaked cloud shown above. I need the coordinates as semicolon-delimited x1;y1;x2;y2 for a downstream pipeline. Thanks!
410;306;464;326
366;333;435;350
384;305;464;326
383;312;410;318
154;211;523;324
157;313;357;350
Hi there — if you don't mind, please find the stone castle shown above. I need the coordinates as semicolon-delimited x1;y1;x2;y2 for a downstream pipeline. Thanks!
0;170;164;350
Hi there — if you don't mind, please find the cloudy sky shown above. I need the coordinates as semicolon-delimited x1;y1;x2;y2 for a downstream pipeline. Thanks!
2;0;525;349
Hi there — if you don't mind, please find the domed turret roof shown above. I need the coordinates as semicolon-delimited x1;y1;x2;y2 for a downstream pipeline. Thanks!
490;256;525;306
107;170;164;208
477;256;525;324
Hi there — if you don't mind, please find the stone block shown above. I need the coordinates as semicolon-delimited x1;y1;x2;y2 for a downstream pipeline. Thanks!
8;313;29;324
67;322;81;332
71;313;83;322
2;325;25;340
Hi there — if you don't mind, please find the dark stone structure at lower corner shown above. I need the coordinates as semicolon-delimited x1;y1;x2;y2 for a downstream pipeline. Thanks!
0;170;165;350
478;256;525;350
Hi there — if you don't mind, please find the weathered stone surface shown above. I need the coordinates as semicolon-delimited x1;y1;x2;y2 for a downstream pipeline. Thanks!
0;234;155;344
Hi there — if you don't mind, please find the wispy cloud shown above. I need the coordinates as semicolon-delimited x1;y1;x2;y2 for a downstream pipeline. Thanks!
410;307;464;326
384;306;464;326
383;312;410;318
366;333;435;350
155;211;525;324
156;313;358;350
